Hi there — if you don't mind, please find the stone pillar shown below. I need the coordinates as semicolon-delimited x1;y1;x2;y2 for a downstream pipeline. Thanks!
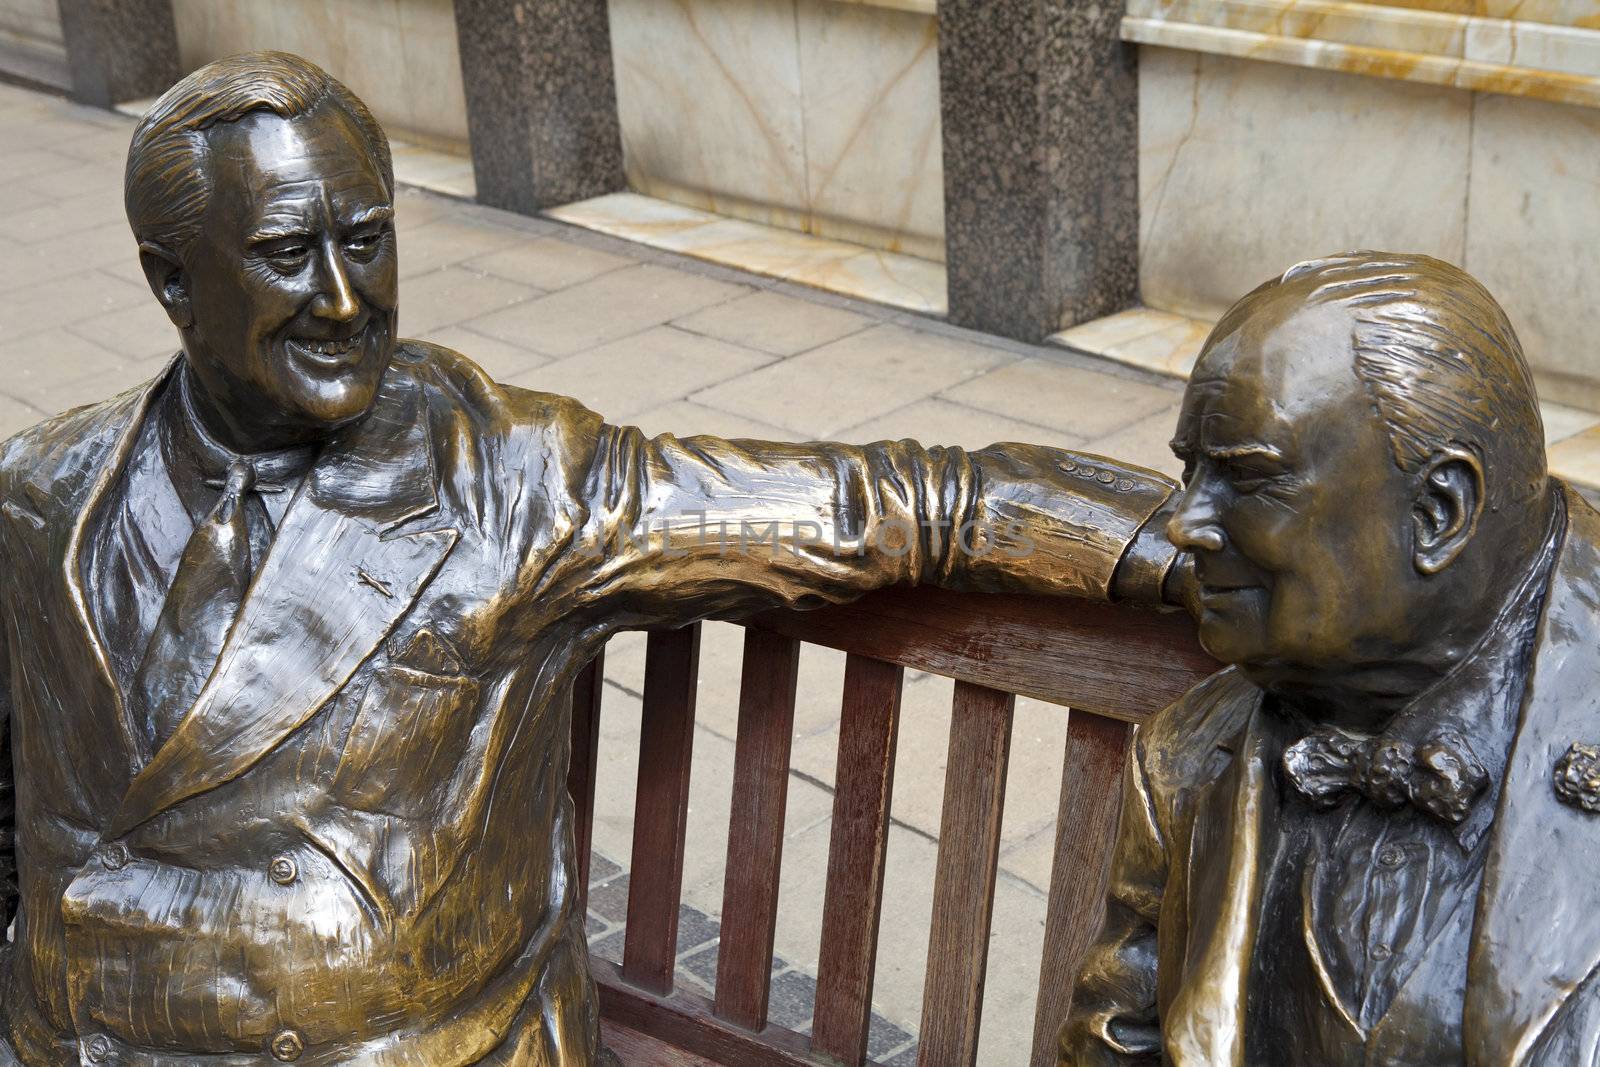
453;0;626;215
56;0;180;109
937;0;1139;342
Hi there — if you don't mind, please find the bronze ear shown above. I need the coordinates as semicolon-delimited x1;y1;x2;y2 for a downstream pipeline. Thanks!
138;240;192;329
1412;450;1485;575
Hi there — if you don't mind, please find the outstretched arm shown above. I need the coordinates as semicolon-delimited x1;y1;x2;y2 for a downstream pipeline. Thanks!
573;427;1181;627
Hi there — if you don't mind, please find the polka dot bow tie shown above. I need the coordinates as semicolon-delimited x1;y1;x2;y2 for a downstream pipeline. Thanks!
1281;725;1489;825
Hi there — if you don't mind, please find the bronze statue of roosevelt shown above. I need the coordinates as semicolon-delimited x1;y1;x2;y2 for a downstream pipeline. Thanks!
1061;251;1600;1066
0;53;1186;1063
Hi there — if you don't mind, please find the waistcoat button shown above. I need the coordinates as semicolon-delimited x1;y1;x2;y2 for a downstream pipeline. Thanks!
268;854;299;886
100;842;129;871
83;1035;112;1063
269;1029;305;1062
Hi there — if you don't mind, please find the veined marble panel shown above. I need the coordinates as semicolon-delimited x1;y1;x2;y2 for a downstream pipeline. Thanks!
1464;91;1600;409
607;0;810;234
170;0;470;149
606;0;944;261
824;0;937;13
549;192;946;314
795;0;945;261
1125;0;1600;109
1138;46;1470;323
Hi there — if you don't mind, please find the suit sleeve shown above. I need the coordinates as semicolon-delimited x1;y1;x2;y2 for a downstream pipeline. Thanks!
572;428;1178;627
1059;729;1168;1066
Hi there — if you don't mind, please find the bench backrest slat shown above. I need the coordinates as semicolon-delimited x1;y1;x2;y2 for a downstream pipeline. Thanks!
568;650;605;916
1028;712;1135;1066
917;681;1016;1066
713;628;803;1030
623;624;703;995
810;653;906;1066
573;589;1217;1065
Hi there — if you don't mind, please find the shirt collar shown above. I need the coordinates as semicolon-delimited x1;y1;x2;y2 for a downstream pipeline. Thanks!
159;362;316;523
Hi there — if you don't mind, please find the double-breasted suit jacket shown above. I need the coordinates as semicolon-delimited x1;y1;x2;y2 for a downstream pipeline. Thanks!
1062;485;1600;1066
0;342;1179;1065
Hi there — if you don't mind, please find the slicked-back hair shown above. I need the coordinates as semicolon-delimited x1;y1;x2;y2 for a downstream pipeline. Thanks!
1211;251;1547;512
125;51;393;256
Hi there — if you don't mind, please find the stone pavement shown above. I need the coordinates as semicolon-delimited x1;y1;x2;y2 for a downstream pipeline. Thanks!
0;80;1189;1065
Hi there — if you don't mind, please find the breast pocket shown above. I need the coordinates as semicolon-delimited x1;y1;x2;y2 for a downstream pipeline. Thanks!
334;663;482;816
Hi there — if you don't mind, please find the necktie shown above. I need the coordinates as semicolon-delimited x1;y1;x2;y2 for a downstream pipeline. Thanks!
1281;725;1489;825
133;460;267;750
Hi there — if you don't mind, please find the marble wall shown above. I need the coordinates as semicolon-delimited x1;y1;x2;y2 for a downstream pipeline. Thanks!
0;0;67;88
607;0;945;261
170;0;470;151
1138;44;1600;406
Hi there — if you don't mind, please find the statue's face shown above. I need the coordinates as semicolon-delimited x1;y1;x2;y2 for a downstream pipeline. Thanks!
178;105;397;448
1167;299;1420;684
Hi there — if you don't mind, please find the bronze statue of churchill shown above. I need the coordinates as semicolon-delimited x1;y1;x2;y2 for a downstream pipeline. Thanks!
0;53;1184;1063
1062;252;1600;1065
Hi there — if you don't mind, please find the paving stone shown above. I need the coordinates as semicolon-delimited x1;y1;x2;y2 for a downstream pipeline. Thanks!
9;191;129;245
882;1045;919;1066
417;325;549;383
466;237;635;292
675;904;721;955
1080;403;1185;481
396;216;530;279
0;147;82;184
9;359;157;419
692;324;1014;437
67;302;179;363
470;264;750;359
942;357;1180;440
673;290;871;357
0;225;143;293
624;400;802;443
867;1014;916;1059
0;269;149;340
0;329;138;395
766;969;817;1031
587;873;632;924
837;397;1082;452
504;325;772;422
590;930;625;965
589;853;623;885
398;265;540;336
0;395;45;441
585;912;609;939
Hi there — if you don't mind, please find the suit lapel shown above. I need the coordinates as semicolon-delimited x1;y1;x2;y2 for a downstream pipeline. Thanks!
1466;487;1600;1067
54;366;175;777
1165;699;1277;1067
111;367;458;836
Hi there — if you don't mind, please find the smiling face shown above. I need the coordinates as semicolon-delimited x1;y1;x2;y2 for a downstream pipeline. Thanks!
175;104;397;450
1167;295;1424;687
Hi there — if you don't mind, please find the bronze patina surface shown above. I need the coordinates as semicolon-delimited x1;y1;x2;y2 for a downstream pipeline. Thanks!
1061;251;1600;1066
0;53;1184;1064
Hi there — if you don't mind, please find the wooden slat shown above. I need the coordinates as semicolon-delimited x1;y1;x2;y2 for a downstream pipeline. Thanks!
751;587;1214;722
715;629;803;1030
1029;711;1134;1067
568;650;606;914
623;625;703;995
596;960;816;1067
918;682;1015;1067
810;654;906;1066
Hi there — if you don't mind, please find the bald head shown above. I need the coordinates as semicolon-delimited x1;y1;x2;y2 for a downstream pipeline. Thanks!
1168;252;1555;711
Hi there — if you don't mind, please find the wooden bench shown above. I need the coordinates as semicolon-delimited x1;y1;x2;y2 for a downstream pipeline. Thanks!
566;586;1217;1066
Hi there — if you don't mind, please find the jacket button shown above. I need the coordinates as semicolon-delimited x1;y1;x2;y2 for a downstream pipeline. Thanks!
84;1035;113;1063
268;854;299;886
100;842;129;871
269;1029;304;1062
